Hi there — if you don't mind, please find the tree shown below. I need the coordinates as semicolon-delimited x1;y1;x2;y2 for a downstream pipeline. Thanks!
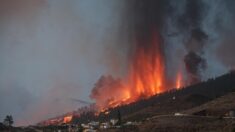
117;110;122;125
3;115;13;127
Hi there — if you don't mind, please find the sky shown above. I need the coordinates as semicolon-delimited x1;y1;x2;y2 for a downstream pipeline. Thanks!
0;0;128;125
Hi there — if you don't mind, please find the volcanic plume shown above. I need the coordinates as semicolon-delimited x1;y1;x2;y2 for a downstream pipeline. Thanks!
184;51;206;84
90;0;233;111
90;0;182;111
90;31;172;111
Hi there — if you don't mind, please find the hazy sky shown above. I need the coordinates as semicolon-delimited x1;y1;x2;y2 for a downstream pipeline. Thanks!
0;0;128;125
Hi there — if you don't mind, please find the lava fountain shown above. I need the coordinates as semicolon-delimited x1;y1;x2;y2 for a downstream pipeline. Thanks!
89;0;189;112
127;31;166;97
90;30;183;111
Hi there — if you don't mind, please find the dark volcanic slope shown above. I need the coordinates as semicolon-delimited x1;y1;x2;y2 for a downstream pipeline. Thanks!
183;92;235;116
109;72;235;120
133;116;235;132
117;71;235;121
123;93;211;121
103;79;235;132
73;71;235;123
107;92;235;132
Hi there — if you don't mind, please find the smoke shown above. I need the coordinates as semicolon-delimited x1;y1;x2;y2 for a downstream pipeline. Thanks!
69;98;91;105
90;75;125;109
90;0;235;109
123;0;210;84
214;0;235;69
158;0;235;82
0;0;235;126
184;51;206;84
0;0;127;126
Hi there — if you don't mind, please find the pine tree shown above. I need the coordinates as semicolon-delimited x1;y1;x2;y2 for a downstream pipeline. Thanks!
3;115;13;127
117;110;122;125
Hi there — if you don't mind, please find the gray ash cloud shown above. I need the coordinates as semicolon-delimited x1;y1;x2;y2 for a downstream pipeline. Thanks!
184;51;207;84
123;0;235;84
123;0;207;84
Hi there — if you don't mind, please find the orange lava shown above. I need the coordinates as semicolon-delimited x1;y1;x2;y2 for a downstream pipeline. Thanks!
94;31;184;112
176;71;183;89
63;115;72;123
97;31;167;111
127;32;166;98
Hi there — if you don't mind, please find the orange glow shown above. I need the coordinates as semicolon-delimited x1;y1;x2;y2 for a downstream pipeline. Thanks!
63;115;72;123
96;31;169;111
104;111;110;115
90;30;187;113
128;39;165;97
176;71;183;89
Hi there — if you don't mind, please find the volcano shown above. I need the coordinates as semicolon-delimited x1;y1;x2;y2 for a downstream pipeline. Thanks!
90;29;184;111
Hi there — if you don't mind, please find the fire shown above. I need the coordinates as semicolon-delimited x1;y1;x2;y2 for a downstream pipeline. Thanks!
98;31;167;111
128;34;165;97
176;71;183;89
91;30;185;112
63;115;73;123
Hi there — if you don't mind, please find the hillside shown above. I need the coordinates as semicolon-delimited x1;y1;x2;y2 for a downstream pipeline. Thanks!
123;93;211;121
2;72;235;132
73;71;235;124
104;91;235;132
183;92;235;116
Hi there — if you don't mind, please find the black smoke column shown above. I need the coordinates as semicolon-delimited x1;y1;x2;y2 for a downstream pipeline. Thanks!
184;51;206;84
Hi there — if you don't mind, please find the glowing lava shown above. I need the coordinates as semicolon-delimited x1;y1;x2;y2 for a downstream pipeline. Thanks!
127;31;166;98
92;31;166;110
63;115;73;123
91;31;184;112
176;71;183;89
